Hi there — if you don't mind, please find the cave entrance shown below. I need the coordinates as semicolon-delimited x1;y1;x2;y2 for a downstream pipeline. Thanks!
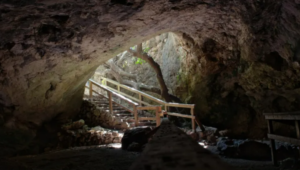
82;32;196;130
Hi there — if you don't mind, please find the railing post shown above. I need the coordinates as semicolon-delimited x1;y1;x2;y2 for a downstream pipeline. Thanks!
89;80;93;101
117;85;120;91
191;109;195;132
156;106;161;127
108;92;113;115
295;120;300;156
134;106;138;127
268;120;277;165
139;94;142;106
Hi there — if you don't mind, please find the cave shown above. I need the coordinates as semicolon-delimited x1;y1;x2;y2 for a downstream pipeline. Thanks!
1;0;300;169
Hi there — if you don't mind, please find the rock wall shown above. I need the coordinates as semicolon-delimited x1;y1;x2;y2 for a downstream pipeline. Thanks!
0;0;300;155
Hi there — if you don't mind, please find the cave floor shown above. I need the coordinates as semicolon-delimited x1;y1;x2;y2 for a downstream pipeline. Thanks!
1;145;279;170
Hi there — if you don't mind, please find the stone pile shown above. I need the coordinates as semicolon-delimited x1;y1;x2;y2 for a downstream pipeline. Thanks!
217;137;299;161
76;100;129;130
57;119;122;149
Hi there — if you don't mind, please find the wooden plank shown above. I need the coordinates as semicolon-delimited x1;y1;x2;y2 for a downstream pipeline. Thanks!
265;114;300;120
264;111;300;116
156;107;161;127
89;81;93;100
137;106;160;110
191;109;195;132
139;94;142;106
267;120;277;165
134;107;138;127
108;92;113;115
138;117;156;121
268;134;300;145
166;103;195;109
167;112;195;119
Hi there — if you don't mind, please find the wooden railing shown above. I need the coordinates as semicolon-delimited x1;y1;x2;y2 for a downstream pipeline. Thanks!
85;79;161;127
90;76;200;131
264;111;300;165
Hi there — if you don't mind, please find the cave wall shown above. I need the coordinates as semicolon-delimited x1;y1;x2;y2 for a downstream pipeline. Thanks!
0;0;300;155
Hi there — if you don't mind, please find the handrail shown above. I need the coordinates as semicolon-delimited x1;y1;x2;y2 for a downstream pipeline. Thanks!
89;79;139;106
102;77;166;105
94;76;199;131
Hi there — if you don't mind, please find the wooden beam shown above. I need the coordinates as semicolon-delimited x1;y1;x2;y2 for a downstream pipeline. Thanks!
267;120;277;166
156;107;161;127
137;106;160;110
89;81;93;101
264;112;300;120
191;109;195;132
108;92;113;115
138;117;156;121
166;103;195;109
268;134;300;145
138;94;142;106
167;112;195;119
134;107;138;127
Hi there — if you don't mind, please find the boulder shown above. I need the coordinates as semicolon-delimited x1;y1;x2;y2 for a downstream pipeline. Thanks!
127;142;142;152
121;127;151;151
238;141;271;160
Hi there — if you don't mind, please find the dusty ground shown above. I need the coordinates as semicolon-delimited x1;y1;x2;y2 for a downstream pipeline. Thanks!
0;145;279;170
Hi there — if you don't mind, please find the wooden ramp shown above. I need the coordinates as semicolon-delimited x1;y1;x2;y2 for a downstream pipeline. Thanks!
130;119;233;170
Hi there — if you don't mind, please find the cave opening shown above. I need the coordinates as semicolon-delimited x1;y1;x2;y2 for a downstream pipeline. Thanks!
1;0;300;169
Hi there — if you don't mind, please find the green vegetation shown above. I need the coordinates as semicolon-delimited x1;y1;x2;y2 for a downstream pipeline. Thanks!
143;47;150;53
135;58;146;65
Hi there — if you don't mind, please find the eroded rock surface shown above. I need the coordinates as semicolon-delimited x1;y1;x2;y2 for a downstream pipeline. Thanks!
0;0;300;155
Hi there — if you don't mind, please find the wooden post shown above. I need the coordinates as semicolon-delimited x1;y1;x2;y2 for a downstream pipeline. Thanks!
89;81;93;101
134;106;138;127
139;94;142;106
295;120;300;156
268;120;277;166
156;106;161;127
191;109;195;132
108;92;113;115
117;85;120;91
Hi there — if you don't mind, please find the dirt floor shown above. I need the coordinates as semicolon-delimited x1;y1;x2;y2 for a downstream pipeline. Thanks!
0;144;280;170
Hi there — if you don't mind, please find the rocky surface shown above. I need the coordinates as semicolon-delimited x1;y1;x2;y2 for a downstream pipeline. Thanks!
0;0;300;156
216;137;299;161
77;100;129;130
121;127;151;151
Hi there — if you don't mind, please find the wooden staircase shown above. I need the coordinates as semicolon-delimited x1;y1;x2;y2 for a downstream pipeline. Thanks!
86;93;157;128
85;77;204;131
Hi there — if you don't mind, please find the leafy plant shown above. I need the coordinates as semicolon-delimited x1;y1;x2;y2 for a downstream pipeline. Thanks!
135;58;146;65
143;47;150;53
